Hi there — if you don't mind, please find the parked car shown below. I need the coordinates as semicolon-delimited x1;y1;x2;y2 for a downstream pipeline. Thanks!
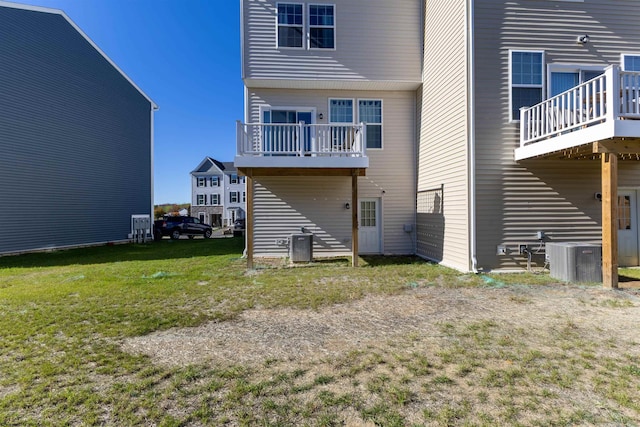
154;216;212;240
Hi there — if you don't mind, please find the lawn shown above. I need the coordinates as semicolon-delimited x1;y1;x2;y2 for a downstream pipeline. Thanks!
0;239;638;426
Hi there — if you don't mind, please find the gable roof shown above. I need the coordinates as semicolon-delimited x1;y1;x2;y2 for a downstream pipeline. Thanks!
191;156;227;174
0;0;158;110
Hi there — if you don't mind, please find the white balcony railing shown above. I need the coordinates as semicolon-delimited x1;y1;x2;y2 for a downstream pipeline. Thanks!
520;66;640;147
236;122;367;159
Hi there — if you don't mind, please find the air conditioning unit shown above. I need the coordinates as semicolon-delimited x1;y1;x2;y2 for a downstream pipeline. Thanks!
289;233;313;262
546;242;602;283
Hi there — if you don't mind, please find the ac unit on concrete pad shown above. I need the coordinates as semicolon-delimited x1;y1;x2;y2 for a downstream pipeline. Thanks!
289;234;313;262
546;242;602;283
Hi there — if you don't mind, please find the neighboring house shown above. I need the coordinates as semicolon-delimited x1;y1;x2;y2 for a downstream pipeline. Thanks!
191;157;246;227
235;0;640;288
0;2;157;255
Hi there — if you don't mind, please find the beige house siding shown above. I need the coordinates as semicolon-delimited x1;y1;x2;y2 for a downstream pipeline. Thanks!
247;88;416;256
417;0;470;270
474;0;640;270
242;0;422;86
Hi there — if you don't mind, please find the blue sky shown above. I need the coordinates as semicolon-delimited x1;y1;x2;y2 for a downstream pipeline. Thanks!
9;0;243;204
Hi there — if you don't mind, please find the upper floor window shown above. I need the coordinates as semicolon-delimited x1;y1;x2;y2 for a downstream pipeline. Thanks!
210;176;219;187
197;177;207;187
230;173;239;184
196;194;206;206
309;5;334;49
230;192;240;203
510;50;544;121
358;100;382;149
277;3;303;48
211;194;220;205
622;54;640;71
329;99;353;123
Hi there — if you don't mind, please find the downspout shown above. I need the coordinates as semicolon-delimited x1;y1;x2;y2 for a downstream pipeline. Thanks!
467;0;478;273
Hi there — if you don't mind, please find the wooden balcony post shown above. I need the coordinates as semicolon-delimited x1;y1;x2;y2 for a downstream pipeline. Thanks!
601;153;618;289
352;169;359;267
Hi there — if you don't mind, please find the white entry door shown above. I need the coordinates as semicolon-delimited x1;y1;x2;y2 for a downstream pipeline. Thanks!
358;198;381;254
618;190;639;267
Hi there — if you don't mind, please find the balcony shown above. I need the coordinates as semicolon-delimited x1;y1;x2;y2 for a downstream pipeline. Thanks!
234;122;369;172
515;66;640;161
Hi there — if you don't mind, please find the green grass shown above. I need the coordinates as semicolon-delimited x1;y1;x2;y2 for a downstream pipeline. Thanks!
0;239;639;426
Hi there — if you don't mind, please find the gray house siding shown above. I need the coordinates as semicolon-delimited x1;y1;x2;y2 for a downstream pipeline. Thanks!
416;0;470;271
242;0;422;88
473;0;640;270
0;6;153;254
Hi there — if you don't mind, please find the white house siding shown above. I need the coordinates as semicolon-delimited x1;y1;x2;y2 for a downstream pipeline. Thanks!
242;0;422;86
416;0;470;271
474;0;640;270
247;88;416;257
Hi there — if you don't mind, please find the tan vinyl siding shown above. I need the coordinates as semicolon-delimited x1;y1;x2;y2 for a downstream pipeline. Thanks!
248;88;416;256
417;0;470;270
474;0;640;270
242;0;422;85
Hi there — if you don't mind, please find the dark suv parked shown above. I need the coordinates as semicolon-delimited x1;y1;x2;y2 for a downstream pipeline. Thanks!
154;216;212;240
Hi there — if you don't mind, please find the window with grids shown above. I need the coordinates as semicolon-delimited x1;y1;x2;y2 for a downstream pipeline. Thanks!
623;55;640;71
230;192;240;203
211;194;220;205
230;173;239;184
277;3;303;48
618;195;632;230
197;194;206;206
329;99;353;123
210;176;219;187
309;4;334;49
360;201;376;227
197;177;207;187
358;100;382;149
510;51;543;121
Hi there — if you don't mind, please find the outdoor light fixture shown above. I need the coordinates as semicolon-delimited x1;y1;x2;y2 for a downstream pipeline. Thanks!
577;34;590;44
318;113;324;120
345;202;350;210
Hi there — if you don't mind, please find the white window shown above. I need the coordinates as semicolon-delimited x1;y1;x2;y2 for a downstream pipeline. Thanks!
197;177;207;187
277;3;303;48
197;194;206;206
329;99;353;123
309;4;335;49
276;3;334;50
211;194;220;205
358;100;382;149
230;192;240;203
210;176;219;187
510;51;544;121
622;54;640;71
230;173;239;184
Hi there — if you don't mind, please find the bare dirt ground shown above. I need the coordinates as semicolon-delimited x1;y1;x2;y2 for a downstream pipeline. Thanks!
123;283;640;368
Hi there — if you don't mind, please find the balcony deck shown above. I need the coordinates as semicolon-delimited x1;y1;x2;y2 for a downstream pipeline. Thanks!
515;66;640;161
234;122;369;174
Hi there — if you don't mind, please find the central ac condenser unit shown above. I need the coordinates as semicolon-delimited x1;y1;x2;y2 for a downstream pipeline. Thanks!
546;242;602;283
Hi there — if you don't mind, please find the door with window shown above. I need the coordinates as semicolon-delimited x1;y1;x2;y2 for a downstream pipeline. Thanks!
358;198;381;254
618;190;639;267
262;109;314;154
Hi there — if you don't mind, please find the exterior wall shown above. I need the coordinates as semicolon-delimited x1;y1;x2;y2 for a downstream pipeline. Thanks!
0;6;153;255
248;88;417;256
474;0;640;270
416;0;470;270
225;173;247;225
242;0;422;87
191;173;224;224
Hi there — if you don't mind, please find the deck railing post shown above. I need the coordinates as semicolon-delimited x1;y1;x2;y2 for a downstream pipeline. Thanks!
519;108;527;146
298;121;304;156
605;65;619;123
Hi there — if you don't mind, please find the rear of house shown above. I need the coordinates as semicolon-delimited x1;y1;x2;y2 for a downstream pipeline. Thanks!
237;0;422;263
0;2;156;255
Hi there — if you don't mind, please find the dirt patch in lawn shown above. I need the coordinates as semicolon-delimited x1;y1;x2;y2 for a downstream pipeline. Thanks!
122;283;640;367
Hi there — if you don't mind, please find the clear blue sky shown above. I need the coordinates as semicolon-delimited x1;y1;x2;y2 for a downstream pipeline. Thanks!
10;0;243;204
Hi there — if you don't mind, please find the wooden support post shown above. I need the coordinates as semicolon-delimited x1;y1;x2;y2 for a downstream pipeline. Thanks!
601;153;618;289
246;171;254;270
352;170;359;267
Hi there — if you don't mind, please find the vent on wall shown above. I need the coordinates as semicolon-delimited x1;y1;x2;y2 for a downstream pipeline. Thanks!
546;242;602;283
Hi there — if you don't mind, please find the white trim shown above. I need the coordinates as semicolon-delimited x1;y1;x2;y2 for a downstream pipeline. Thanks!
546;63;605;98
0;1;158;109
509;49;545;123
328;98;354;123
357;98;383;150
150;105;155;225
258;105;317;124
621;53;640;71
307;3;336;51
468;0;477;273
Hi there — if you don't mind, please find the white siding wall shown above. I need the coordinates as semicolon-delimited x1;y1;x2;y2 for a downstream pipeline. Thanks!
417;0;470;270
248;88;416;256
474;0;640;270
242;0;422;86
